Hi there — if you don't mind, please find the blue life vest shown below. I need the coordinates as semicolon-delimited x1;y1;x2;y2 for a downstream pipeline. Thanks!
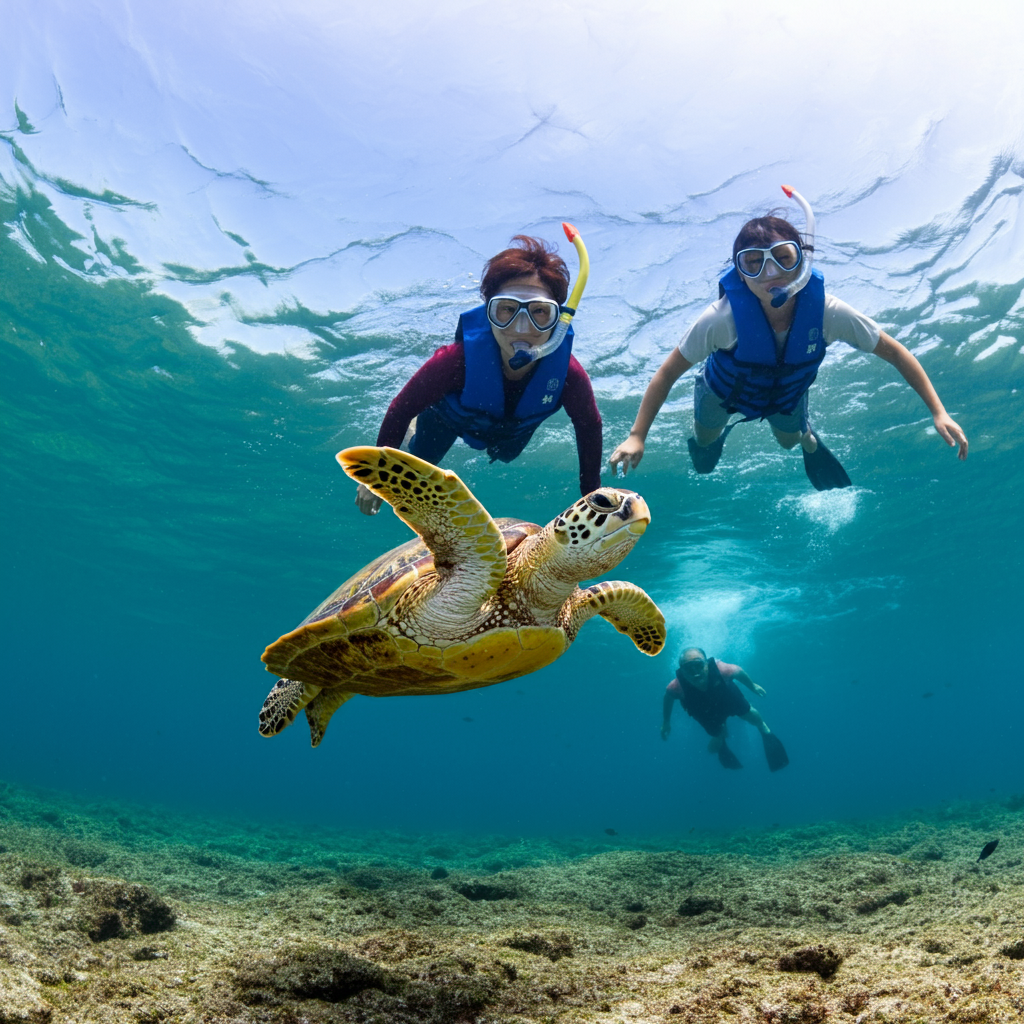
704;267;826;419
436;304;572;457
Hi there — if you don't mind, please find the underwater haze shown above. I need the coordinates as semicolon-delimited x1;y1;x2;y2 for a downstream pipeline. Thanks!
2;0;1023;844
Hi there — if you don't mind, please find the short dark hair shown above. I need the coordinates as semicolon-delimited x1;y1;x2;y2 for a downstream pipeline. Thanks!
480;235;570;305
731;213;813;263
679;647;706;665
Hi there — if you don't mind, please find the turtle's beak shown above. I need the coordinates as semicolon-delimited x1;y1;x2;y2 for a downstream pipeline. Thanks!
621;493;651;534
598;496;651;551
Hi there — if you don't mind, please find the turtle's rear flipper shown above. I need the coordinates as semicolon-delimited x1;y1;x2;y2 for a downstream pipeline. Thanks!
258;678;321;738
563;581;666;655
305;690;355;748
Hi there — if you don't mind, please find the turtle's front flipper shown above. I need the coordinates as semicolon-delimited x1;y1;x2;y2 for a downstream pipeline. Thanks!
337;447;507;616
305;689;355;748
258;678;321;737
563;582;666;655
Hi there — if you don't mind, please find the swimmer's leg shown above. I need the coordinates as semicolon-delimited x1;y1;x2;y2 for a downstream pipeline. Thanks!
401;417;418;448
741;707;770;735
708;724;742;769
743;708;789;771
689;423;735;473
768;392;814;451
486;431;533;464
689;369;734;472
407;405;458;465
768;395;850;488
706;726;726;753
717;741;742;769
691;369;730;446
694;420;726;446
770;427;805;450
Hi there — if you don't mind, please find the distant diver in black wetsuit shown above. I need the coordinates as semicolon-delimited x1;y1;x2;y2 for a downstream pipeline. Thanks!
609;186;968;490
661;648;789;771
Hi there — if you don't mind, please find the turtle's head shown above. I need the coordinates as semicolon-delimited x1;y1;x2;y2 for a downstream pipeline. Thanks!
545;488;651;580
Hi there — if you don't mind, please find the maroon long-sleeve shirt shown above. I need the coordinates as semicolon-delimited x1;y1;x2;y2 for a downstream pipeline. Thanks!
376;337;603;495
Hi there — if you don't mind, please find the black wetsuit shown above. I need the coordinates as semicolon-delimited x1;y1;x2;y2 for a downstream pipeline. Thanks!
677;659;751;736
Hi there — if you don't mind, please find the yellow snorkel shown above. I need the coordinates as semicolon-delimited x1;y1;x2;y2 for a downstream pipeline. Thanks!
506;221;589;370
555;220;590;342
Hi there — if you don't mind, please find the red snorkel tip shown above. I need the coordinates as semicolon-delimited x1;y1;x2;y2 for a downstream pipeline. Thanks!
781;185;794;198
562;221;579;242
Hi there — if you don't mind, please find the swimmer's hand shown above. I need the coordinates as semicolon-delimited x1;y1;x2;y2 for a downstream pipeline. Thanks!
751;683;767;697
934;411;968;461
660;723;670;741
355;483;384;516
609;435;645;477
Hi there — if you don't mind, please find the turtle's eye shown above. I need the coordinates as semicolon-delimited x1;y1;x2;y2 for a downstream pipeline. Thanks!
585;491;620;513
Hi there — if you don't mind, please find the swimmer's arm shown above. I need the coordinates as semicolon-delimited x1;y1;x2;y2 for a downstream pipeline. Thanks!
376;343;464;448
357;343;465;515
873;333;968;460
733;669;766;698
610;349;694;474
661;686;676;740
562;357;603;495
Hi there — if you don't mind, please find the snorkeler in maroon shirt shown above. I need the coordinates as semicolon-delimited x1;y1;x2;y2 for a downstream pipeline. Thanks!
356;230;602;515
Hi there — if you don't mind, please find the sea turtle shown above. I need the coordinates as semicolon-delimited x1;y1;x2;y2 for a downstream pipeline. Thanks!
258;446;666;746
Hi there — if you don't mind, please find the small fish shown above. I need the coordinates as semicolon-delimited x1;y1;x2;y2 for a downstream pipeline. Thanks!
978;839;999;862
604;828;618;836
922;692;933;699
462;717;474;723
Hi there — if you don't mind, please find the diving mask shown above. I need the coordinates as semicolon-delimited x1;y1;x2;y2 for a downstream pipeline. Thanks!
493;222;591;371
735;242;803;279
486;295;561;333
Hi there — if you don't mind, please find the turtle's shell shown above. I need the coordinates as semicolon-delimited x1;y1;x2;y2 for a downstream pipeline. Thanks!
261;518;568;697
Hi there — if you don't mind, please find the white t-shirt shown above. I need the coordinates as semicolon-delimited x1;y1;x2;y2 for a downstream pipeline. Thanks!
677;293;881;364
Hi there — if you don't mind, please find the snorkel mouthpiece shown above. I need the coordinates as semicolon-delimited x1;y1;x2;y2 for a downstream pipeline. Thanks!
770;185;815;308
505;222;590;368
508;345;533;371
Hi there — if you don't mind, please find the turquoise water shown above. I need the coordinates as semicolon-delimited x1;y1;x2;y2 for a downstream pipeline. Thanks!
2;2;1022;846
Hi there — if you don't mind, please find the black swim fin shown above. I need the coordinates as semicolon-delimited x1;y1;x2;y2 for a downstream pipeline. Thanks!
717;742;742;770
688;423;736;474
802;437;851;491
762;732;789;772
